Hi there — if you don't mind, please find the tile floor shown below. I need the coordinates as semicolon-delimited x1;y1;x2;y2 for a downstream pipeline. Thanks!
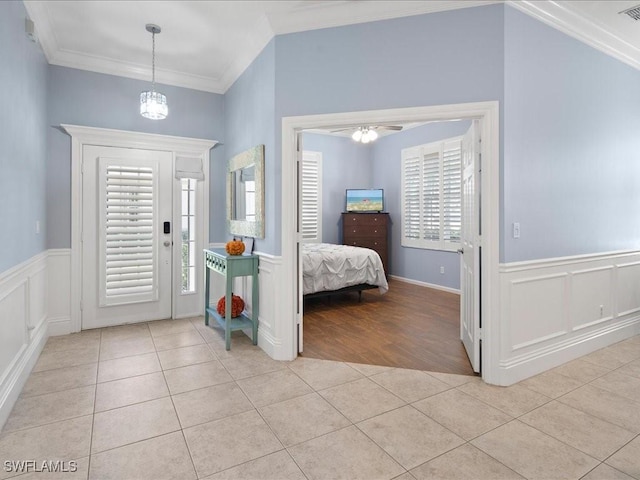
1;317;640;480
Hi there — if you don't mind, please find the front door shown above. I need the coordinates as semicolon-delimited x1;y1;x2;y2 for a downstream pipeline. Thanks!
460;120;481;372
81;145;173;329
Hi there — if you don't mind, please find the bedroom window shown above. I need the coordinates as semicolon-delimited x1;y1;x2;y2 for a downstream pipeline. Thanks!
301;151;323;242
401;137;462;252
181;178;196;293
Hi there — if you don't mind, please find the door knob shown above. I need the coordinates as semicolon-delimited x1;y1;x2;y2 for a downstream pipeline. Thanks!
163;241;171;247
457;248;464;254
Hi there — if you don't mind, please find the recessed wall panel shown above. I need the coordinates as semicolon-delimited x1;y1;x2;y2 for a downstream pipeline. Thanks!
510;274;567;350
617;262;640;317
570;267;613;330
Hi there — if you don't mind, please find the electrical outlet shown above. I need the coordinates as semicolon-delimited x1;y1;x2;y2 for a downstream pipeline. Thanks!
513;222;520;239
35;220;40;234
440;266;445;274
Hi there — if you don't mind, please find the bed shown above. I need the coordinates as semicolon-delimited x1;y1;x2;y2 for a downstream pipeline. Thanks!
302;243;389;300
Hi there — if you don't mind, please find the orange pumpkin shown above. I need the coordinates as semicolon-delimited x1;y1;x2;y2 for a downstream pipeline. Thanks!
216;294;245;318
225;239;245;256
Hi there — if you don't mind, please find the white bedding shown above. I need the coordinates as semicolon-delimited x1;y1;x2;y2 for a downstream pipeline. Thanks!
302;243;389;295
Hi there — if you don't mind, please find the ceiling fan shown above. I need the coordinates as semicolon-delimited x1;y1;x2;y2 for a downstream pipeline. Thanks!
330;125;403;143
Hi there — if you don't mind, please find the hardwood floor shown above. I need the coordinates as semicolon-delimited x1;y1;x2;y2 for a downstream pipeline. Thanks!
301;279;476;376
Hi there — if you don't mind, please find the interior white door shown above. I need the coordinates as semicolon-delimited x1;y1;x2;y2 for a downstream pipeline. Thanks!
81;145;173;329
460;120;481;372
296;133;304;353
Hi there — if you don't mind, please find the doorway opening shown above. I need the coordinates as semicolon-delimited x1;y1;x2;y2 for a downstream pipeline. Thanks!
281;102;500;382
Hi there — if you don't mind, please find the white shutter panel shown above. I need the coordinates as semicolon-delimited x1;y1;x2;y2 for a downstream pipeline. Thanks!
442;140;462;244
422;149;440;242
99;159;158;306
401;148;421;246
301;151;322;242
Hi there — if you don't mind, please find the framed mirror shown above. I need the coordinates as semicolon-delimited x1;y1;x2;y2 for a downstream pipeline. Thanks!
227;144;265;238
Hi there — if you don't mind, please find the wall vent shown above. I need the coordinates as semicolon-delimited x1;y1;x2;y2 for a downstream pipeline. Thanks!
620;5;640;20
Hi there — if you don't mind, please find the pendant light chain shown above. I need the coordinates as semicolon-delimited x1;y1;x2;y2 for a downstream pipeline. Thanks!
151;29;156;91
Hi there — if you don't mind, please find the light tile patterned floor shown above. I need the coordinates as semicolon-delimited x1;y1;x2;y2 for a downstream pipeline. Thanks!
1;318;639;480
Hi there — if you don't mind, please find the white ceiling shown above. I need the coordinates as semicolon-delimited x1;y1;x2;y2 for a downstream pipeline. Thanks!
23;0;640;94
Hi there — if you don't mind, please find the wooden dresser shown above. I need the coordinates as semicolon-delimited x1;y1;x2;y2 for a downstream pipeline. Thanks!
341;212;389;275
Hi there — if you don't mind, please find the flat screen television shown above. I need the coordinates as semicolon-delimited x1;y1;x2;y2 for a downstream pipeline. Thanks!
345;188;384;213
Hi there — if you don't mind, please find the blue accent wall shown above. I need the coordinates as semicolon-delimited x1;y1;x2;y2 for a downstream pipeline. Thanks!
271;4;506;256
0;2;48;273
503;7;640;261
47;66;225;249
223;40;276;249
301;133;374;244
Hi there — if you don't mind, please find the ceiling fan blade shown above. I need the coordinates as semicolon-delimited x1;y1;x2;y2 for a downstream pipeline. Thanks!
373;125;403;131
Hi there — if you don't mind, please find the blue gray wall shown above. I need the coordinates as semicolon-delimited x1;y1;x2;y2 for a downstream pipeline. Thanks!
301;133;373;244
0;2;49;273
223;40;276;249
503;8;640;261
373;121;471;289
270;4;506;256
47;66;225;249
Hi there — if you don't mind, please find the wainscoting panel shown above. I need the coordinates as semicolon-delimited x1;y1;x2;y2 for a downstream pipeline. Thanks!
509;273;568;351
498;251;640;385
47;249;72;336
570;266;614;331
0;251;50;430
616;261;640;317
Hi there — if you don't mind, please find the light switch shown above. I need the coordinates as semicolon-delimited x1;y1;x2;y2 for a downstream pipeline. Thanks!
513;222;520;239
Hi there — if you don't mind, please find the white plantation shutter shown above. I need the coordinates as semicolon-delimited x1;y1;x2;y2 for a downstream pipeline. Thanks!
99;159;159;306
402;148;421;241
301;151;322;242
422;150;440;242
442;140;462;244
401;137;462;251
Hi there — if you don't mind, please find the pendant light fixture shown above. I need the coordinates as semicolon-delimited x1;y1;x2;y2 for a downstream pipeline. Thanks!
140;24;168;120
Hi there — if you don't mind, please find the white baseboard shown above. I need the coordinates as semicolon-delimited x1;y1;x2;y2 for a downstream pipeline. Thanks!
389;274;461;295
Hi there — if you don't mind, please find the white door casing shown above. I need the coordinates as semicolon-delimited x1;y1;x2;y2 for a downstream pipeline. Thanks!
281;102;500;383
296;133;304;353
460;120;481;372
81;146;173;329
64;125;217;333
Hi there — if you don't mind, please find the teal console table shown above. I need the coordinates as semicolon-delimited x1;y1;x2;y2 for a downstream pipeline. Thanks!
204;248;259;350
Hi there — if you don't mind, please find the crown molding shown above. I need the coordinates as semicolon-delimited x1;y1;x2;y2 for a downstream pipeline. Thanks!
48;48;227;94
267;1;501;35
506;1;640;72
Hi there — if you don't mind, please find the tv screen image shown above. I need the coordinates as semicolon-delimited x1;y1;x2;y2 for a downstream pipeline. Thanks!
345;189;384;212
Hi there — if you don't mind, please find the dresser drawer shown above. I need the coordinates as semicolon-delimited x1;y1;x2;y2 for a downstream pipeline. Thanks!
343;237;387;251
342;213;388;226
343;225;386;237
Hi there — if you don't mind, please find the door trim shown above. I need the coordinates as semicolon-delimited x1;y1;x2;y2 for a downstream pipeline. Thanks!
280;101;500;383
63;125;217;333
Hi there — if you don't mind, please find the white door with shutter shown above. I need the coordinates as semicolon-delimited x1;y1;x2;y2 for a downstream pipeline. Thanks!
81;145;173;329
301;151;322;243
460;121;481;372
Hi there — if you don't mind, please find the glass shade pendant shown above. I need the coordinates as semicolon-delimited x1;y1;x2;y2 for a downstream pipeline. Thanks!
140;24;168;120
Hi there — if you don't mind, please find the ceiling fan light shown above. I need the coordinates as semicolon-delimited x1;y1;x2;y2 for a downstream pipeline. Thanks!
368;129;378;141
361;134;371;144
352;129;363;141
